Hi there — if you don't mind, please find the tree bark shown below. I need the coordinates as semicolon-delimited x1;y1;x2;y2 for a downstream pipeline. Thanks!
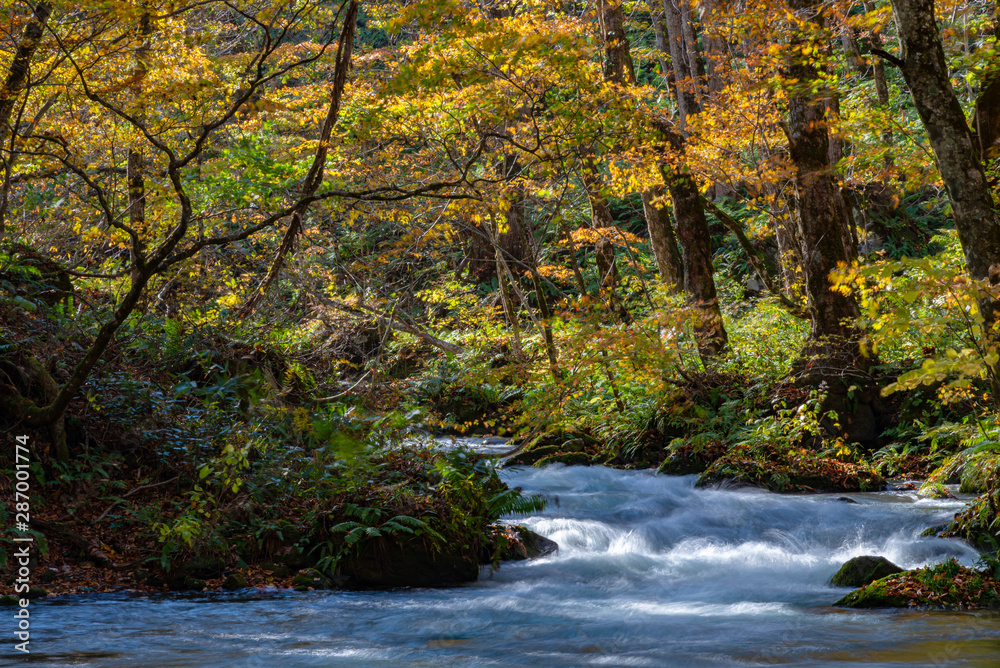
973;73;1000;163
887;0;1000;332
862;0;893;173
661;0;699;129
641;186;683;291
654;5;729;360
661;160;728;359
700;0;727;95
126;9;153;234
785;0;865;371
595;236;629;322
597;0;636;85
649;3;675;96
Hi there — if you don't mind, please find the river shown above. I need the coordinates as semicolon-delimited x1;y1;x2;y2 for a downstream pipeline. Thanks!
10;462;1000;667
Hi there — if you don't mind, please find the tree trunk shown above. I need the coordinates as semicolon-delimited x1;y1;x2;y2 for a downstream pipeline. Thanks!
662;162;728;359
598;0;636;85
641;186;683;290
126;9;153;233
649;3;676;97
654;5;729;360
785;0;865;370
680;0;705;87
596;236;630;323
700;0;727;95
888;0;1000;331
661;0;699;129
973;73;1000;163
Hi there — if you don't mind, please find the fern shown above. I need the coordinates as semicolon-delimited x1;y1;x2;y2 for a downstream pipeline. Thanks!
487;488;546;518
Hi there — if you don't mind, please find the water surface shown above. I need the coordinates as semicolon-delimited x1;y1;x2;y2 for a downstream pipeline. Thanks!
10;466;1000;667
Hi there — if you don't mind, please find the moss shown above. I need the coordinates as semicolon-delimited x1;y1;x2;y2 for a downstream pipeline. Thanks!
831;556;903;588
696;443;884;492
222;573;247;590
504;445;562;466
834;575;913;608
835;561;1000;609
657;437;727;475
535;452;592;466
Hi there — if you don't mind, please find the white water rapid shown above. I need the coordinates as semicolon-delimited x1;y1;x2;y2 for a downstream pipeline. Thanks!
14;464;1000;667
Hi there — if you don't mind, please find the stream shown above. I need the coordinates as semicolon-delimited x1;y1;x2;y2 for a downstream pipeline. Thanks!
10;457;1000;667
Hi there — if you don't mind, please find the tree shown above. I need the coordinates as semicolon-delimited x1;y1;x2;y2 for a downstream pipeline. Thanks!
782;0;866;375
654;0;729;359
0;0;475;458
0;1;53;235
880;0;1000;340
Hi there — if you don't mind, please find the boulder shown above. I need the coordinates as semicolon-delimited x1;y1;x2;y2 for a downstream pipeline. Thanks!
518;527;558;559
222;573;247;590
292;568;332;591
345;536;479;587
495;525;558;561
535;452;591;466
504;445;562;467
831;555;903;588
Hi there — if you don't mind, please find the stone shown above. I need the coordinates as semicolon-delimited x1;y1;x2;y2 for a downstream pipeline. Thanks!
0;595;19;606
292;568;331;590
504;445;562;467
831;555;903;588
917;481;957;499
494;526;559;561
517;527;558;559
346;537;479;587
535;452;591;467
258;562;292;578
222;573;247;590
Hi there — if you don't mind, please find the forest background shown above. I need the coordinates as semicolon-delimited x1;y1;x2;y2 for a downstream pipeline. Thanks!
3;0;1000;597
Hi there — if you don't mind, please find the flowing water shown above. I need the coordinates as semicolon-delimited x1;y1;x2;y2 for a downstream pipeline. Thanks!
11;463;1000;667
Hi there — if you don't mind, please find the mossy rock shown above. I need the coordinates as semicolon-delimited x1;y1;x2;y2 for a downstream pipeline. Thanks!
834;574;913;608
835;562;1000;609
696;445;884;493
518;527;558;558
258;562;292;578
831;556;903;588
658;437;727;476
535;452;592;467
292;568;332;590
0;595;19;606
504;445;562;467
222;573;247;590
345;536;478;587
916;481;956;499
494;525;559;561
